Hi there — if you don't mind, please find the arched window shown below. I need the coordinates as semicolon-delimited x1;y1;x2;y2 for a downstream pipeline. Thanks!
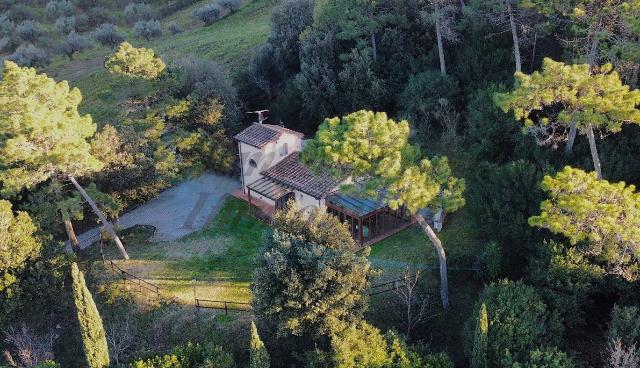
249;159;258;168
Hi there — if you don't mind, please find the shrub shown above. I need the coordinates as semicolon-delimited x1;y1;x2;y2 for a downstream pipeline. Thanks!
192;3;221;26
477;242;503;281
15;20;44;43
124;2;152;24
91;23;125;48
54;15;76;34
133;19;161;41
607;304;640;346
0;13;13;37
45;0;74;19
60;31;91;60
464;280;563;368
217;0;241;12
105;41;165;79
8;44;49;67
9;3;34;22
398;71;459;131
168;21;183;34
86;7;116;27
130;343;234;368
179;56;241;132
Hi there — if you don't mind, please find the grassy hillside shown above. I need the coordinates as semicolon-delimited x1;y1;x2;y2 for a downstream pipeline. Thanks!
43;0;278;123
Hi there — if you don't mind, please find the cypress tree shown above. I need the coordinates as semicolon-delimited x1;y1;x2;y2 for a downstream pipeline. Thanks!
471;303;488;368
71;262;110;368
250;321;270;368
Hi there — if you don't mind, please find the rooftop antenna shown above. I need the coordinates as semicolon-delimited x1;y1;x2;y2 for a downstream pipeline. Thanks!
247;110;269;124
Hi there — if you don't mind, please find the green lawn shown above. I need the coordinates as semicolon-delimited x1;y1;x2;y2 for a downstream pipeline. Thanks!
82;197;268;305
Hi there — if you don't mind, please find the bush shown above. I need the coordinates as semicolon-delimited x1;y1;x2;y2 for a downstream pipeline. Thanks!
8;44;49;67
179;56;241;132
86;7;116;27
133;19;161;40
130;343;234;368
477;242;503;281
8;3;34;22
105;41;165;79
91;23;125;48
168;21;183;34
54;15;76;34
15;20;44;43
464;280;563;368
607;304;640;346
217;0;241;12
124;2;152;24
0;13;13;37
192;3;221;26
398;71;459;131
60;31;91;60
467;160;544;278
45;0;74;20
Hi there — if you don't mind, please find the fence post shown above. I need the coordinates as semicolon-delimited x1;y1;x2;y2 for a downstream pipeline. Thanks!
224;301;228;315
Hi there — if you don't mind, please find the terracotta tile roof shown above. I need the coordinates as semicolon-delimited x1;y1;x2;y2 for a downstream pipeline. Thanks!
262;152;339;198
234;123;303;148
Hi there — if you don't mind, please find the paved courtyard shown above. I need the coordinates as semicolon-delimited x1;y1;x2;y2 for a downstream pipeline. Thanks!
73;173;240;250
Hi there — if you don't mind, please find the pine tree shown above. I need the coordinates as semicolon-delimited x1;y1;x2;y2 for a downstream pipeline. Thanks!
105;42;166;80
496;58;640;179
471;303;488;368
71;262;110;368
302;110;465;309
249;321;270;368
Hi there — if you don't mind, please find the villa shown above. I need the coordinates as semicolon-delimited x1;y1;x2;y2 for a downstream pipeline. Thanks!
233;122;415;247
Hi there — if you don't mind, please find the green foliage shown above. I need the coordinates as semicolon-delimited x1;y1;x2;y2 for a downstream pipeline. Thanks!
465;280;563;368
130;342;234;368
496;58;640;141
35;361;62;368
478;242;503;281
172;98;235;173
91;23;126;48
471;303;488;368
250;322;270;368
0;61;102;196
106;42;166;80
331;320;390;368
607;304;640;346
134;20;162;41
502;347;575;368
252;230;373;340
272;200;356;251
302;110;465;215
529;166;640;279
467;160;544;277
71;262;110;368
0;200;41;302
398;71;459;131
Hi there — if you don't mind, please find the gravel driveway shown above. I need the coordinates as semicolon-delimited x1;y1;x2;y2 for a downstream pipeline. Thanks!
72;173;240;250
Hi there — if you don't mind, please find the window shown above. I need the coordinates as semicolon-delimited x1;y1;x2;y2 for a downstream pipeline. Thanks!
249;159;258;168
280;143;289;157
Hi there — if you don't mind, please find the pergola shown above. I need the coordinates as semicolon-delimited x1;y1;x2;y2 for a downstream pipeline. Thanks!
326;193;412;246
246;177;295;213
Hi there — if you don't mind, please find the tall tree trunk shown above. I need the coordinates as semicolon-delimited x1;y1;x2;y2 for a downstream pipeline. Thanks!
435;5;447;75
507;1;521;73
416;213;449;309
65;218;80;252
565;121;578;156
371;32;378;62
586;124;602;179
459;0;465;7
68;176;130;260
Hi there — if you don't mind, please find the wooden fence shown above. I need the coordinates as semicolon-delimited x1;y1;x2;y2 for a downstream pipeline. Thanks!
194;299;252;314
104;259;161;298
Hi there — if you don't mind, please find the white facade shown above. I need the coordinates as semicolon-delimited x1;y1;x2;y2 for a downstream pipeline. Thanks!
238;130;303;193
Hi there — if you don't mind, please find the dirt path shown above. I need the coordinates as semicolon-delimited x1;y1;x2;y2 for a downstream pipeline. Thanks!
49;56;105;83
71;173;240;251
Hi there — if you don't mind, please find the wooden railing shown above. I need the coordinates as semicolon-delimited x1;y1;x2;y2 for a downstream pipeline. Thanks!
194;299;251;314
104;259;161;298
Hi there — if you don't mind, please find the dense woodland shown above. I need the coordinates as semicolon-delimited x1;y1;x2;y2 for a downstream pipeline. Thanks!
1;0;640;367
